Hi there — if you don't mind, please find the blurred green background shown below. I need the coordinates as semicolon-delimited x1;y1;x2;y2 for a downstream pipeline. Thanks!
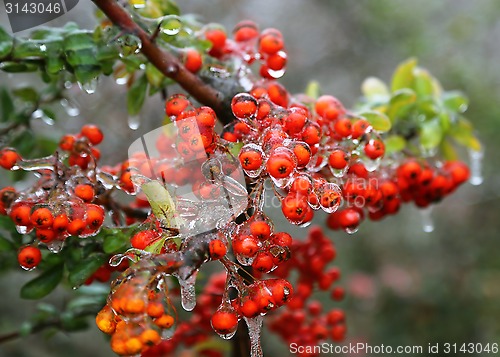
1;0;499;356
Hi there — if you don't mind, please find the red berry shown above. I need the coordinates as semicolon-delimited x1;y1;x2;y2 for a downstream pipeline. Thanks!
364;139;385;159
18;246;42;269
209;239;227;260
184;49;203;73
31;207;54;229
81;125;104;145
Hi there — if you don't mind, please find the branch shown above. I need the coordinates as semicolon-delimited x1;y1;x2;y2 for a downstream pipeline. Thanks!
92;0;233;125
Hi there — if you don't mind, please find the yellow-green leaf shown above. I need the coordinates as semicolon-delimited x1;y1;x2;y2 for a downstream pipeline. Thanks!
361;77;389;100
387;89;417;122
360;111;391;132
413;68;434;97
141;180;179;229
391;58;417;92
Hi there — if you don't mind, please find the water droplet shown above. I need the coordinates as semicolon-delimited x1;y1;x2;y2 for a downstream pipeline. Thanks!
161;16;182;36
345;227;359;234
128;115;141;130
420;206;434;233
60;98;80;117
244;315;264;357
78;77;98;94
468;148;483;186
179;272;197;311
115;76;128;85
46;239;65;253
118;34;142;57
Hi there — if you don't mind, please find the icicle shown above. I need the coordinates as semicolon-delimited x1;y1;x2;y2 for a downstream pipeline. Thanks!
179;271;198;311
468;148;483;186
244;315;264;357
420;206;434;233
60;98;80;117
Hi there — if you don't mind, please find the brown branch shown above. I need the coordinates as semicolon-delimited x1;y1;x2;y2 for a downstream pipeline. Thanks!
92;0;233;124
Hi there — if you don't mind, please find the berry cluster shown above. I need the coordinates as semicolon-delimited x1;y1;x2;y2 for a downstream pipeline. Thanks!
232;210;291;273
327;159;471;232
200;21;287;79
267;227;346;354
59;124;103;169
96;271;177;356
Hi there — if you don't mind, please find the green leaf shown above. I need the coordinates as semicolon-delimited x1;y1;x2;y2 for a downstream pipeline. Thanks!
74;65;101;85
442;91;469;113
359;111;391;132
0;62;38;72
384;135;406;154
61;312;90;332
13;87;39;103
20;264;64;300
413;68;434;97
146;63;164;88
0;88;14;122
0;27;13;59
103;233;129;254
420;118;443;149
63;31;95;51
228;141;244;158
127;74;148;116
66;49;99;67
391;58;417;92
141;180;179;229
0;236;15;252
361;77;389;100
68;254;107;288
12;40;46;59
386;89;417;122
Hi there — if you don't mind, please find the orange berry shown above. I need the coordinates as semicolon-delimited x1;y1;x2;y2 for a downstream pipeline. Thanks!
147;302;164;318
18;246;42;269
110;336;127;355
165;94;190;117
123;298;146;314
10;203;32;226
81;124;103;145
211;310;239;335
52;213;69;233
233;20;259;42
125;337;143;355
74;184;94;202
67;218;86;236
250;221;271;240
259;29;284;55
155;314;175;329
0;148;20;170
140;329;161;346
86;204;105;230
266;150;296;179
36;228;56;243
239;149;263;171
31;207;54;228
209;239;227;260
95;306;116;334
59;134;76;151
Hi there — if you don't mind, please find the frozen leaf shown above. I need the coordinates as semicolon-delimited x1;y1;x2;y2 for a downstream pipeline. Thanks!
141;180;180;229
